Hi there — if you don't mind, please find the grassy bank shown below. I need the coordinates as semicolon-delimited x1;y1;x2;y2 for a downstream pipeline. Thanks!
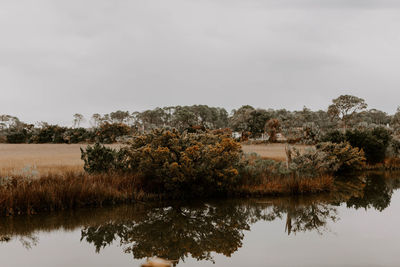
0;172;161;216
0;171;334;216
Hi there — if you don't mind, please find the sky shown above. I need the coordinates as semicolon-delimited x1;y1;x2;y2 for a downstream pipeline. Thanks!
1;0;400;126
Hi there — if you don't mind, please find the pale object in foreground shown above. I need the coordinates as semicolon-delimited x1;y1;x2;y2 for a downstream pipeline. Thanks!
141;257;172;267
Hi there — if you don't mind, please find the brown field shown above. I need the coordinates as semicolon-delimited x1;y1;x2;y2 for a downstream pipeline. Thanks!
0;143;311;176
0;144;121;176
242;143;311;161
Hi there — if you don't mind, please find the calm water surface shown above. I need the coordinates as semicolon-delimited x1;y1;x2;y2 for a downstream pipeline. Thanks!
1;172;400;267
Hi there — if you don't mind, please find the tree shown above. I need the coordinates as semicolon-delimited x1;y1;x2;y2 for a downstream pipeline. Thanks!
229;105;255;133
73;113;84;128
265;119;281;142
247;109;270;137
110;110;130;123
328;95;368;130
391;107;400;133
91;113;102;128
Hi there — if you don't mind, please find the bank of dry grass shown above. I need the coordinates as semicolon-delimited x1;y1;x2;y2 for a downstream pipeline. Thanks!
236;175;334;196
0;172;162;216
0;172;334;216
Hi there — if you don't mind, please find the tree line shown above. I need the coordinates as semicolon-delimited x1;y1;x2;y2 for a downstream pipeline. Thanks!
1;95;400;144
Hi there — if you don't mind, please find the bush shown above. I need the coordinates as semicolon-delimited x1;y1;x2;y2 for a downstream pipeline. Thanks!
346;127;391;164
34;125;67;143
389;138;400;157
287;142;365;174
64;128;93;143
81;143;125;173
125;129;242;196
82;130;242;197
320;130;346;144
95;122;131;143
6;132;28;143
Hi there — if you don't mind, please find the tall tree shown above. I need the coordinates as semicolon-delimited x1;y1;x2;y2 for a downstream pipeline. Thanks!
328;95;368;130
229;105;255;133
91;113;102;128
73;113;84;128
110;110;130;123
391;107;400;133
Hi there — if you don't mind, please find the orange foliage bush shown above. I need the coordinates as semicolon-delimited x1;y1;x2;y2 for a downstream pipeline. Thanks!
121;129;243;197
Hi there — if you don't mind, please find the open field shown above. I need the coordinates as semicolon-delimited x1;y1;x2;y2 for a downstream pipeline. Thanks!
0;143;311;176
0;144;121;175
241;143;311;161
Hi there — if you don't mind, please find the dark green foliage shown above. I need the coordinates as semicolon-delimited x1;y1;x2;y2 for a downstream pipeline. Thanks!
34;125;68;143
320;130;346;144
81;143;125;173
346;173;392;211
346;127;391;164
6;131;28;143
247;109;271;137
95;122;131;143
390;138;400;157
64;128;92;143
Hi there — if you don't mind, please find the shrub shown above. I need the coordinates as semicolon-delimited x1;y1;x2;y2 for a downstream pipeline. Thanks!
82;130;242;197
123;129;242;197
64;128;93;143
314;142;365;172
34;125;68;143
6;132;28;143
320;130;346;144
95;122;131;143
346;127;391;164
389;138;400;157
288;142;365;174
81;143;125;173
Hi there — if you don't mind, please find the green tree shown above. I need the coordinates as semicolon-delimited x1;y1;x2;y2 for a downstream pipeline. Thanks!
110;110;130;124
327;95;368;130
229;105;255;133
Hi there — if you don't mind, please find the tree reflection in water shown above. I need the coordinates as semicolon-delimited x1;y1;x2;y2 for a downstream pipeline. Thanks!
79;198;339;263
1;172;400;264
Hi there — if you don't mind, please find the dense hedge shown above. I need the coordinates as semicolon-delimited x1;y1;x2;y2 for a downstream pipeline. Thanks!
321;127;391;164
4;123;131;144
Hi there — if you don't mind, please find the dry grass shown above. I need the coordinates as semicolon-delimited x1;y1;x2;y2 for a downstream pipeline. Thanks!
242;143;311;161
236;175;334;196
0;172;162;216
0;171;334;216
0;144;122;176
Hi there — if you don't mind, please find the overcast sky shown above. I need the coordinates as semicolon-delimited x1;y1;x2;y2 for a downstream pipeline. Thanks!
1;0;400;126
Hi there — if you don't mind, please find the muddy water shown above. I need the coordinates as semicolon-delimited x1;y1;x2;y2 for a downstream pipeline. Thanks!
1;172;400;267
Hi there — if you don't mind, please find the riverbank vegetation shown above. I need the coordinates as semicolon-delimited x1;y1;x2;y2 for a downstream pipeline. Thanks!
1;94;400;215
2;171;400;264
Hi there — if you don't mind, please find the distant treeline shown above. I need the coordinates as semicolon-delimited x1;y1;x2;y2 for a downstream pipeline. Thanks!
1;95;400;144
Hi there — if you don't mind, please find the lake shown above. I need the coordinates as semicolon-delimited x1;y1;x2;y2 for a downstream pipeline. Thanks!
1;172;400;267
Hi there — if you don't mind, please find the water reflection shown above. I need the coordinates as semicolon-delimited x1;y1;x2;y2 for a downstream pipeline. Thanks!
1;172;400;264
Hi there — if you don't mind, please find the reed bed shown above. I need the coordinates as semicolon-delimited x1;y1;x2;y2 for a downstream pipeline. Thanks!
235;175;334;196
0;172;334;216
0;172;162;216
